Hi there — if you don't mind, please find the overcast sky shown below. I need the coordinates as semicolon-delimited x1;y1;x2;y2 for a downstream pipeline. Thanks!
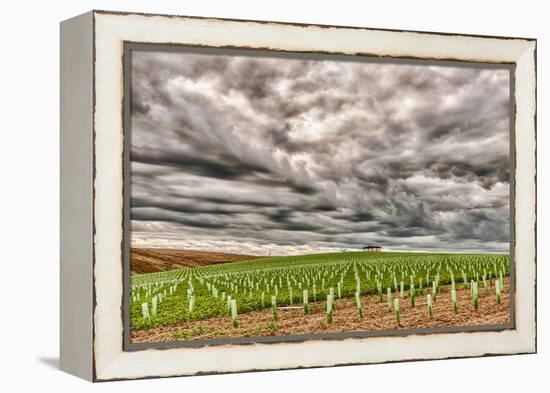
129;49;511;255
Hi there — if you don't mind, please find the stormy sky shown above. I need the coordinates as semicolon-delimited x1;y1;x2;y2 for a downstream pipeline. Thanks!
129;49;511;255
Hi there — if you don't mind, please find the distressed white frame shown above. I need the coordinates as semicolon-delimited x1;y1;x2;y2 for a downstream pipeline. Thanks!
61;10;536;381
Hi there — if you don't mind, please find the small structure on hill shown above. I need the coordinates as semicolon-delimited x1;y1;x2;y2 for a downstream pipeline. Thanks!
363;245;382;252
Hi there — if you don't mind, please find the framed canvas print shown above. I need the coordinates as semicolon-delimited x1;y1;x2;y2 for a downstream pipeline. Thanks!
60;10;537;381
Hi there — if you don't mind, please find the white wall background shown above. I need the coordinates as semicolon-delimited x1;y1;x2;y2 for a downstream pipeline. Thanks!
0;0;546;390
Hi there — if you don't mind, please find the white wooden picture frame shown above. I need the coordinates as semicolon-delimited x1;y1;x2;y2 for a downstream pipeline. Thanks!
60;10;536;381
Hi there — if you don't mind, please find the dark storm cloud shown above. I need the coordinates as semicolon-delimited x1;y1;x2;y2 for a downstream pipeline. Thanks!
131;146;270;180
130;50;510;254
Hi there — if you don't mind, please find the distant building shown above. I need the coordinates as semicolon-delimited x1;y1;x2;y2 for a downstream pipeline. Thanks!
363;245;382;252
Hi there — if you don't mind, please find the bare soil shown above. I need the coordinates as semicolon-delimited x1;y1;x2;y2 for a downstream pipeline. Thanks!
130;248;260;274
130;278;510;343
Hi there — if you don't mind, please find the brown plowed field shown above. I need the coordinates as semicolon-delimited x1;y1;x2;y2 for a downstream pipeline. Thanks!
130;248;260;274
130;278;510;343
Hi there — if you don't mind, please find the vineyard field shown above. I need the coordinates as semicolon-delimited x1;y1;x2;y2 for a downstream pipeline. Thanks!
130;251;510;342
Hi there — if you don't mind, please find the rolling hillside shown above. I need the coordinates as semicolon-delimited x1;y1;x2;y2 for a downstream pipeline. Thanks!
130;248;260;274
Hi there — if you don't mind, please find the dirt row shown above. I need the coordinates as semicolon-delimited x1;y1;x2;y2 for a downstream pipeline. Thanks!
130;278;510;343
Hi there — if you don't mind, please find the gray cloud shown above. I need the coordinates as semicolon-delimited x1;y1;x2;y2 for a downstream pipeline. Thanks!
130;49;510;254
